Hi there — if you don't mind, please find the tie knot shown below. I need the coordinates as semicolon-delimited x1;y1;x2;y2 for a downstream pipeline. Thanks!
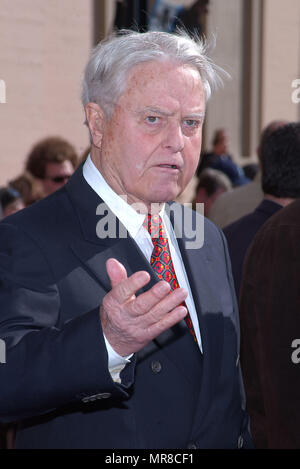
145;214;166;239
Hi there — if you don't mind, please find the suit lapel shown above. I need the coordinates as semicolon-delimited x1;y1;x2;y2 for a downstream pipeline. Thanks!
169;203;225;407
69;234;159;295
65;163;159;293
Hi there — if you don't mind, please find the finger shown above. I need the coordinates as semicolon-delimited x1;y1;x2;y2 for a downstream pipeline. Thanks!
143;287;188;324
147;304;188;339
109;268;151;304
106;258;128;289
132;281;171;314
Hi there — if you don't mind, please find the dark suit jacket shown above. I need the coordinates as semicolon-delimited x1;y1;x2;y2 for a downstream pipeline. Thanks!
239;199;300;448
223;199;282;299
0;165;252;449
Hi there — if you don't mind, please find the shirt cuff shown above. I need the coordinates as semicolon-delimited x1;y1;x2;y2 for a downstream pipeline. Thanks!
104;334;133;383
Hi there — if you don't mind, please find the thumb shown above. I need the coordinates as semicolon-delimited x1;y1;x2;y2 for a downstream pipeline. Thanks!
106;258;128;289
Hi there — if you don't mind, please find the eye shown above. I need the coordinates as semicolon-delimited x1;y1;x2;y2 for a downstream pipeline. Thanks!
183;119;201;128
145;116;160;124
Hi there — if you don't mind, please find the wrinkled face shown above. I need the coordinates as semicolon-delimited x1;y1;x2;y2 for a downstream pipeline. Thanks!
89;60;205;209
42;160;74;195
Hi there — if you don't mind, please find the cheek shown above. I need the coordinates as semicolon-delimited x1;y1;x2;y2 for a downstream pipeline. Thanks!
185;139;202;172
123;136;155;172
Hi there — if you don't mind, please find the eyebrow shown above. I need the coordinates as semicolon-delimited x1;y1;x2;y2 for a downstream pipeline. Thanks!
138;107;206;119
185;113;206;120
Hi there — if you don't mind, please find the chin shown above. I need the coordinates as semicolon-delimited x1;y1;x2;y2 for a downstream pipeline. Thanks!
149;189;181;204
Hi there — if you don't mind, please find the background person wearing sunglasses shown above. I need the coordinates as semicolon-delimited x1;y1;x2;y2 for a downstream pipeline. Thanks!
25;136;78;197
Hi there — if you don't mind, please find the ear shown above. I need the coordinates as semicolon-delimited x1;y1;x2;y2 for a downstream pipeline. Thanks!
85;103;105;149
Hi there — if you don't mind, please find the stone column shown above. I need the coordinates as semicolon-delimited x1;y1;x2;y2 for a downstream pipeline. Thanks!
0;0;93;185
260;0;300;127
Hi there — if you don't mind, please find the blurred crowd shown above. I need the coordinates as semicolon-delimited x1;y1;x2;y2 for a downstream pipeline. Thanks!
0;137;89;222
197;120;300;449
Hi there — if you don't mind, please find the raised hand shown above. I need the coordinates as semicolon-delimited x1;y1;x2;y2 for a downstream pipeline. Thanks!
100;258;188;356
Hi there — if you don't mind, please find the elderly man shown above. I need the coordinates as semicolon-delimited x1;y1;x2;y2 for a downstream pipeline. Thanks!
0;31;252;449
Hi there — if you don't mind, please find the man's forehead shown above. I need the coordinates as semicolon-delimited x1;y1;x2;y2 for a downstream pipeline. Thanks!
117;61;205;111
125;59;202;86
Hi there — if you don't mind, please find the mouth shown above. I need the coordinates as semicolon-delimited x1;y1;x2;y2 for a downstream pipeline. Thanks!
157;164;180;170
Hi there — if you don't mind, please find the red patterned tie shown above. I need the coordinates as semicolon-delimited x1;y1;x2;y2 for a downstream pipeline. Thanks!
146;214;197;343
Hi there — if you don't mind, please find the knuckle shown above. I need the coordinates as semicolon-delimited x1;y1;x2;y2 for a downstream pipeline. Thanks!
117;281;128;298
134;295;148;313
102;293;114;311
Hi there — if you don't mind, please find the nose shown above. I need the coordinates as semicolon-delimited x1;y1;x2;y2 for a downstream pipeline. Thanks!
163;121;184;153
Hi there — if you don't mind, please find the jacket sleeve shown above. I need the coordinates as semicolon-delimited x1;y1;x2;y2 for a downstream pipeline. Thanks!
0;222;134;423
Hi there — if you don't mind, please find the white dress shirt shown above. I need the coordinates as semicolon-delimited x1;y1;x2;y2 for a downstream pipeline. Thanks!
83;155;203;380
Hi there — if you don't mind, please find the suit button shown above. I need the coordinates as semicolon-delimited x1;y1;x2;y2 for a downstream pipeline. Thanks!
187;443;197;449
151;361;162;373
237;435;244;448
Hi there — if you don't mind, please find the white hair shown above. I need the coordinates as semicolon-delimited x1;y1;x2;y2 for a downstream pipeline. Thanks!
82;29;225;119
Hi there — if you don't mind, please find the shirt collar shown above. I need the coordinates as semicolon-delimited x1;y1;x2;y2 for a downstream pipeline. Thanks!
83;154;166;239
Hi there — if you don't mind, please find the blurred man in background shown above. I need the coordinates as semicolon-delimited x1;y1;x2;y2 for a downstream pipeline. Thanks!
193;168;232;217
25;136;78;197
223;121;295;298
197;128;249;187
